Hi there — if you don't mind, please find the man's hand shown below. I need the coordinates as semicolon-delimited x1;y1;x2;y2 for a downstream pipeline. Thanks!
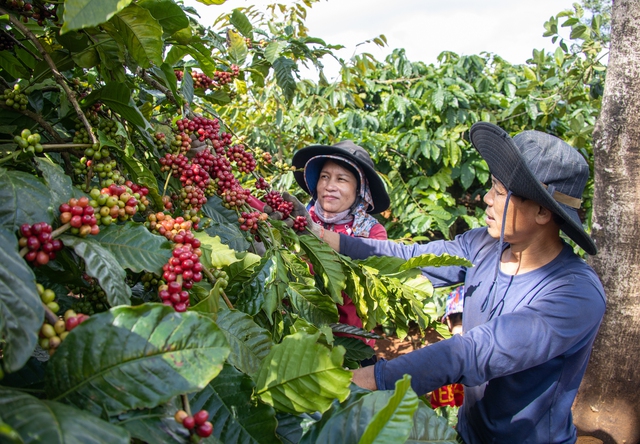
351;366;377;391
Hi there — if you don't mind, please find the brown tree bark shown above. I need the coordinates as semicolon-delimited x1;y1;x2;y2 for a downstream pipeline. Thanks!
573;1;640;443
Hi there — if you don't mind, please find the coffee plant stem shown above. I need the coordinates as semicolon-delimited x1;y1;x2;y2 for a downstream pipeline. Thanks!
42;144;94;149
42;302;58;324
0;150;21;165
180;394;192;416
51;223;72;238
84;166;94;192
1;8;98;145
220;290;234;310
202;267;234;309
161;171;172;197
138;68;179;106
0;104;65;143
4;31;43;62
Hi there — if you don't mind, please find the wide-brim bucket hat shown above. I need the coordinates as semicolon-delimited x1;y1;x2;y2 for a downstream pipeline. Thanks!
292;140;390;214
469;122;597;255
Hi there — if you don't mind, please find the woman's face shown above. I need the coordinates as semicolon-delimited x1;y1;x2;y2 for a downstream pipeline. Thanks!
316;160;358;216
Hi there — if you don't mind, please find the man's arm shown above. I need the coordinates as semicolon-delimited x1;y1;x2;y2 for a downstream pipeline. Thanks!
370;277;605;395
351;366;377;390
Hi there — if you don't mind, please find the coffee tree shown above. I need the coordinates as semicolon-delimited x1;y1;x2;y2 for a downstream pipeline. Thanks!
224;3;607;243
0;1;464;442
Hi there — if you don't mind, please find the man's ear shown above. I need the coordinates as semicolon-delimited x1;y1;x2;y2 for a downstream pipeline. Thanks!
536;205;554;224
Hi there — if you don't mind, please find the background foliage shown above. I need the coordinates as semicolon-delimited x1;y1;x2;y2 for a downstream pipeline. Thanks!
0;0;609;442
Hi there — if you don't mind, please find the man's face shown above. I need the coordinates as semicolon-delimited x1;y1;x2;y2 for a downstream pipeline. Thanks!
482;176;540;243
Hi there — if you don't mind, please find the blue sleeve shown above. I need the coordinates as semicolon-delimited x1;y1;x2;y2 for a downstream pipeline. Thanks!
374;272;605;395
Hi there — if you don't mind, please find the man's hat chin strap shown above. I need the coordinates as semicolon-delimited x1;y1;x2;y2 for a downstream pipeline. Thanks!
542;183;581;209
481;190;513;319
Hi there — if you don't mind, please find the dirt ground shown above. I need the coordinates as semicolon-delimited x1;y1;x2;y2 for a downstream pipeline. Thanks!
372;323;444;359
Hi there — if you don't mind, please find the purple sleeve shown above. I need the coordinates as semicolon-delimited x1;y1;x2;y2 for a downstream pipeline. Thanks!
339;232;469;287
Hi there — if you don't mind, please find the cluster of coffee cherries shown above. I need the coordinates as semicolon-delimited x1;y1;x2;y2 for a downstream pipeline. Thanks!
159;153;211;212
81;144;110;162
174;116;228;147
71;136;125;187
255;177;269;190
74;155;123;187
221;186;251;210
39;309;89;356
226;144;256;174
19;222;63;266
213;64;240;87
97;119;124;144
159;152;190;176
174;70;215;90
264;191;294;219
1;0;59;26
158;279;191;312
59;196;100;237
194;151;238;198
210;268;229;289
292;216;308;232
169;131;192;153
238;210;267;233
37;283;59;315
72;126;93;144
124;180;151;208
174;409;213;438
161;195;174;211
140;272;165;292
158;234;203;311
87;183;148;225
13;128;43;154
1;84;28;111
154;132;169;151
146;213;194;241
178;185;207;213
0;29;15;52
68;281;110;315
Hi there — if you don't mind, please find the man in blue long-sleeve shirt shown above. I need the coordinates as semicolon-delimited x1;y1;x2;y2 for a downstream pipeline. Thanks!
294;122;606;443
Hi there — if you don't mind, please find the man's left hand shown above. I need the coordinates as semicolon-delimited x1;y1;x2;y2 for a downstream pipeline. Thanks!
351;366;377;390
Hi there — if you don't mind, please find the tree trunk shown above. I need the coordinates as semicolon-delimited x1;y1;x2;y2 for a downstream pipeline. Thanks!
573;1;640;443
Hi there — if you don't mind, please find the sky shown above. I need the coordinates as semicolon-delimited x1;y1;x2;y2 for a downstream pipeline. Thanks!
184;0;579;79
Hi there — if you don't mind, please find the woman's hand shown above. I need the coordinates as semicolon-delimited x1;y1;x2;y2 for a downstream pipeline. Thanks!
281;192;322;236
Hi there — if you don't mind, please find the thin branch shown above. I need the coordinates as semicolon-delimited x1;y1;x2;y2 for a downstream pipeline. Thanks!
1;8;98;145
0;104;65;143
138;68;179;106
4;29;43;62
180;394;192;416
42;143;92;149
43;302;59;324
220;289;234;310
202;267;234;309
0;150;21;165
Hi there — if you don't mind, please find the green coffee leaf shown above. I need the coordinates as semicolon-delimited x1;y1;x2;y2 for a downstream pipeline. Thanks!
45;304;230;416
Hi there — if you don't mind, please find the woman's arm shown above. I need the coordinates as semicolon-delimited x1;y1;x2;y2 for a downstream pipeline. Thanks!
368;223;388;240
